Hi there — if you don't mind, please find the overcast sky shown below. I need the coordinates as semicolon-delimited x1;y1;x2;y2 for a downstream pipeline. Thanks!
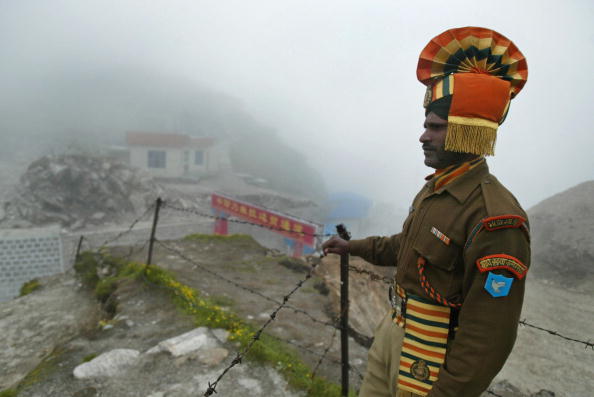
1;0;593;210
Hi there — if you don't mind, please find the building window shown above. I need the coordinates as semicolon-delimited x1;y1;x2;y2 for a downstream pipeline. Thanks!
194;150;204;165
148;150;166;168
184;150;189;163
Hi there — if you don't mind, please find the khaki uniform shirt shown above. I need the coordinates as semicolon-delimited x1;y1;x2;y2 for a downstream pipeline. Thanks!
349;160;530;397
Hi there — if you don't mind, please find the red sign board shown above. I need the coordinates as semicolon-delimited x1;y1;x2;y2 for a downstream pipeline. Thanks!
211;193;318;246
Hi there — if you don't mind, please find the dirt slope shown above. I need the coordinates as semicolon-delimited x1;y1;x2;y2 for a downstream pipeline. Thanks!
528;180;594;290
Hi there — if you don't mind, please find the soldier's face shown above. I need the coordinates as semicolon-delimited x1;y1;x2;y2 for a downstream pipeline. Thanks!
420;112;472;169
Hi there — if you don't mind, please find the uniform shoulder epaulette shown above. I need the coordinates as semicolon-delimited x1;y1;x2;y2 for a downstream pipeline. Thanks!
480;175;526;217
464;176;530;249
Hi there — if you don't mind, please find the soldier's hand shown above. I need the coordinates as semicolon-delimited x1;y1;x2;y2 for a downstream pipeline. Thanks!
322;236;349;256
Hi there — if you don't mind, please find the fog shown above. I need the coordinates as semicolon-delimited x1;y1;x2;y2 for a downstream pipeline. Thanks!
1;0;593;212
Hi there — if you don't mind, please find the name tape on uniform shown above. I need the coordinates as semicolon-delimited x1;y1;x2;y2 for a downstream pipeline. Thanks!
476;254;528;279
482;215;526;231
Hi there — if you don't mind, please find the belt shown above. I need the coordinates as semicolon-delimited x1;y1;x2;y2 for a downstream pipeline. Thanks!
388;283;407;327
389;284;460;335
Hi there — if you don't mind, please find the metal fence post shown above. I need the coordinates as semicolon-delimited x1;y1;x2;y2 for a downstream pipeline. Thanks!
74;235;84;265
147;198;162;266
336;224;351;396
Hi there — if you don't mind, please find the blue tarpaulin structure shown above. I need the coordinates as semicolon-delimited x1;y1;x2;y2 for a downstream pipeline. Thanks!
324;192;372;235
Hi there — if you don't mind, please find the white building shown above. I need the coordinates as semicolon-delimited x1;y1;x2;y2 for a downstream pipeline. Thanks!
127;132;227;179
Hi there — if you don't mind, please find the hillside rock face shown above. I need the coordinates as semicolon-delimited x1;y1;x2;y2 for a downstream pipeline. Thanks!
1;155;163;229
0;155;211;231
316;256;392;342
528;180;594;288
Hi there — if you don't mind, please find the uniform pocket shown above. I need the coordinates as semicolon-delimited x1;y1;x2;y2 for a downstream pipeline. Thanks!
412;225;460;271
412;224;463;300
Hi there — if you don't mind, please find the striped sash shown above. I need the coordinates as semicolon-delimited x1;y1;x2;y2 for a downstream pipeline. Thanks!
397;294;451;396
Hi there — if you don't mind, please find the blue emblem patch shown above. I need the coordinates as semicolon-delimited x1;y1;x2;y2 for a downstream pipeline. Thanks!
484;272;513;297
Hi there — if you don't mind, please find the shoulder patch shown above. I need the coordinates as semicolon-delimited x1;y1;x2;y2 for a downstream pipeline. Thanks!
484;272;513;297
476;254;528;279
482;215;526;231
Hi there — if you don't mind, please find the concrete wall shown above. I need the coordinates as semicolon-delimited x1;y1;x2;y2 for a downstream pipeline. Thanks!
130;147;184;178
0;227;64;302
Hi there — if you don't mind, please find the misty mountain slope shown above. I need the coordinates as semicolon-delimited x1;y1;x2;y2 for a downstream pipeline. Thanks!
0;66;326;200
528;180;594;289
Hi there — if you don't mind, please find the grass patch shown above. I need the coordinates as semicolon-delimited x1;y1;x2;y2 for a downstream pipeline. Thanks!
15;347;65;393
0;389;17;397
82;353;98;363
19;279;41;296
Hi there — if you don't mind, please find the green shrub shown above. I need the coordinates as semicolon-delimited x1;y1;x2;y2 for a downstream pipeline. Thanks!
94;278;118;302
73;251;101;286
19;279;41;296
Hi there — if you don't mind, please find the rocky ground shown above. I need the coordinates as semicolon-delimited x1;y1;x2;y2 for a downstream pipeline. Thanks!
0;236;370;397
2;234;591;396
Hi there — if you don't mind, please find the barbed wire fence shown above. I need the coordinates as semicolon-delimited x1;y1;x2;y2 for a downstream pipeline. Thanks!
72;197;593;397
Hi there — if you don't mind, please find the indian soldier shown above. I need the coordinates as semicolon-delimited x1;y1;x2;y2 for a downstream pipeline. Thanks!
323;26;530;397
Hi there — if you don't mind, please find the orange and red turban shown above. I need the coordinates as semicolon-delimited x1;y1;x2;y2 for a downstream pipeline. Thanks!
417;27;528;156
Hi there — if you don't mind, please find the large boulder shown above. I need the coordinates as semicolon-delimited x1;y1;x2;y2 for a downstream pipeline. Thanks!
73;349;140;379
1;154;164;229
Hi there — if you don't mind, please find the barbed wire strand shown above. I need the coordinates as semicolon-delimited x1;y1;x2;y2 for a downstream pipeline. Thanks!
202;258;320;396
156;239;340;331
163;202;333;238
265;329;364;381
97;203;156;249
308;326;339;390
122;237;152;264
347;264;392;285
519;319;594;350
